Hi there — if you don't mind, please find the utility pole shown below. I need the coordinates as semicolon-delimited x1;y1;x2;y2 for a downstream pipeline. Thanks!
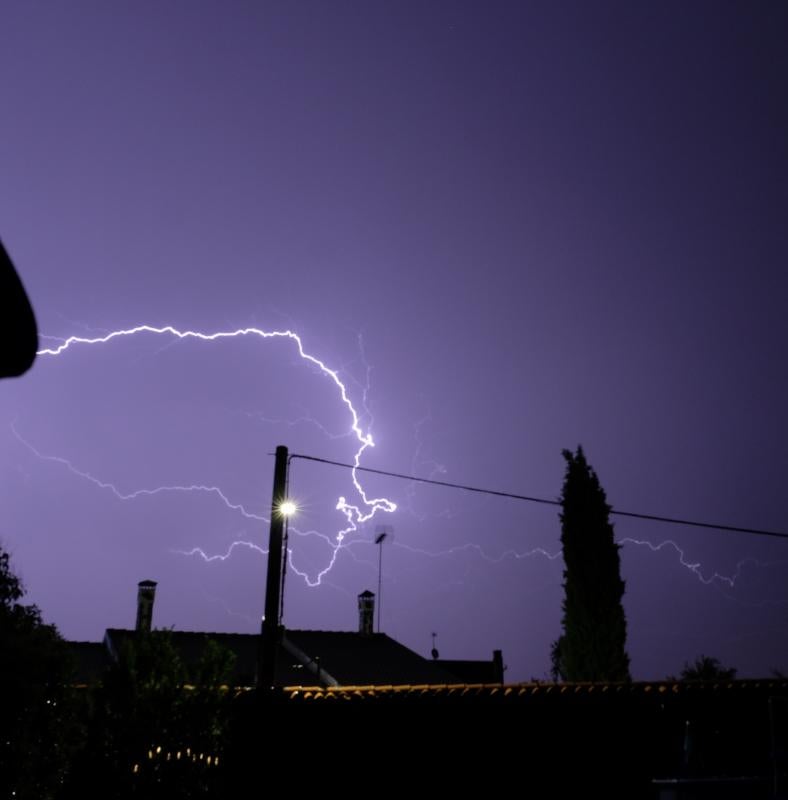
258;445;288;691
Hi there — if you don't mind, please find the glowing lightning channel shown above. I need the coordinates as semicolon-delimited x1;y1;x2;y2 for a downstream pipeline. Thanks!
172;538;354;588
245;334;374;442
617;537;785;588
14;420;779;592
27;327;780;594
245;409;353;441
394;540;562;564
12;421;366;587
11;423;267;521
401;413;452;522
37;324;398;543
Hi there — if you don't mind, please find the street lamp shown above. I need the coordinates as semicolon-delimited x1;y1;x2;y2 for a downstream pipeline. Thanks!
374;525;393;633
279;500;297;517
259;445;290;690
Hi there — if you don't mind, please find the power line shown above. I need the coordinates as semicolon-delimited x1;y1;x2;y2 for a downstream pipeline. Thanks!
289;452;788;541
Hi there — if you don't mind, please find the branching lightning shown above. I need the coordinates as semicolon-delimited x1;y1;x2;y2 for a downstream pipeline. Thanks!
12;419;359;587
11;423;266;520
29;324;399;587
38;324;397;542
13;419;773;595
22;323;779;598
401;413;452;522
618;537;786;589
243;334;374;443
245;409;353;441
394;540;562;564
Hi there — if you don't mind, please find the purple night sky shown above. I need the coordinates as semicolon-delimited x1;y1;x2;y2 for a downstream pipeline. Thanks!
1;2;787;682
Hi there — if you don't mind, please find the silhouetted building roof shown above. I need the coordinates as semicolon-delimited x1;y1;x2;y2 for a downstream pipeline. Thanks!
100;627;470;687
67;641;111;684
74;582;502;688
283;629;458;686
105;629;304;687
435;657;502;684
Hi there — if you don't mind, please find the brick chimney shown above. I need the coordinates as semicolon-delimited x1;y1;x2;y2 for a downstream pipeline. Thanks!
358;590;375;635
135;580;157;633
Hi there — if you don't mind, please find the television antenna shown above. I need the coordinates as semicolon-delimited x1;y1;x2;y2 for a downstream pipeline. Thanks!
374;525;394;632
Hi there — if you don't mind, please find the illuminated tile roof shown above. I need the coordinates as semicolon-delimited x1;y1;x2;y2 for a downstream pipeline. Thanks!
280;678;788;701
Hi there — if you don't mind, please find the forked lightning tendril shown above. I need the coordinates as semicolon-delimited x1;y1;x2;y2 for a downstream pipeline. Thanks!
38;324;397;545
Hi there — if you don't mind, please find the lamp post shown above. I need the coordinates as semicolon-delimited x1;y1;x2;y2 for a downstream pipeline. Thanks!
374;526;392;633
258;445;295;691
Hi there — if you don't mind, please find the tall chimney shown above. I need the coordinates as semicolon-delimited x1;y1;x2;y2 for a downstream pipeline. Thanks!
136;580;157;633
358;590;375;635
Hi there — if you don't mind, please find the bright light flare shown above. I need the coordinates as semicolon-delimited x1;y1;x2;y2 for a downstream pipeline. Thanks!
279;500;297;517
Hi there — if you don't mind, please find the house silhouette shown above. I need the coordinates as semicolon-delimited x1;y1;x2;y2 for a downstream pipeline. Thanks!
68;580;504;688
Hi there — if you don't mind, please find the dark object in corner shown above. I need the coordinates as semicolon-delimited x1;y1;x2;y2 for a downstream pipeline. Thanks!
0;238;38;377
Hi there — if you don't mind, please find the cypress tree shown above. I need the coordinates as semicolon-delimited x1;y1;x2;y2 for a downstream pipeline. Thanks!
552;447;631;682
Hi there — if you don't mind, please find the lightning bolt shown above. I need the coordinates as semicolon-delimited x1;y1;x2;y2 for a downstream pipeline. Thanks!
11;423;266;521
24;325;783;600
37;324;397;544
394;540;562;563
400;413;452;523
173;538;351;588
14;418;782;596
12;421;364;587
243;333;374;444
202;593;258;627
245;409;353;441
618;537;786;589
